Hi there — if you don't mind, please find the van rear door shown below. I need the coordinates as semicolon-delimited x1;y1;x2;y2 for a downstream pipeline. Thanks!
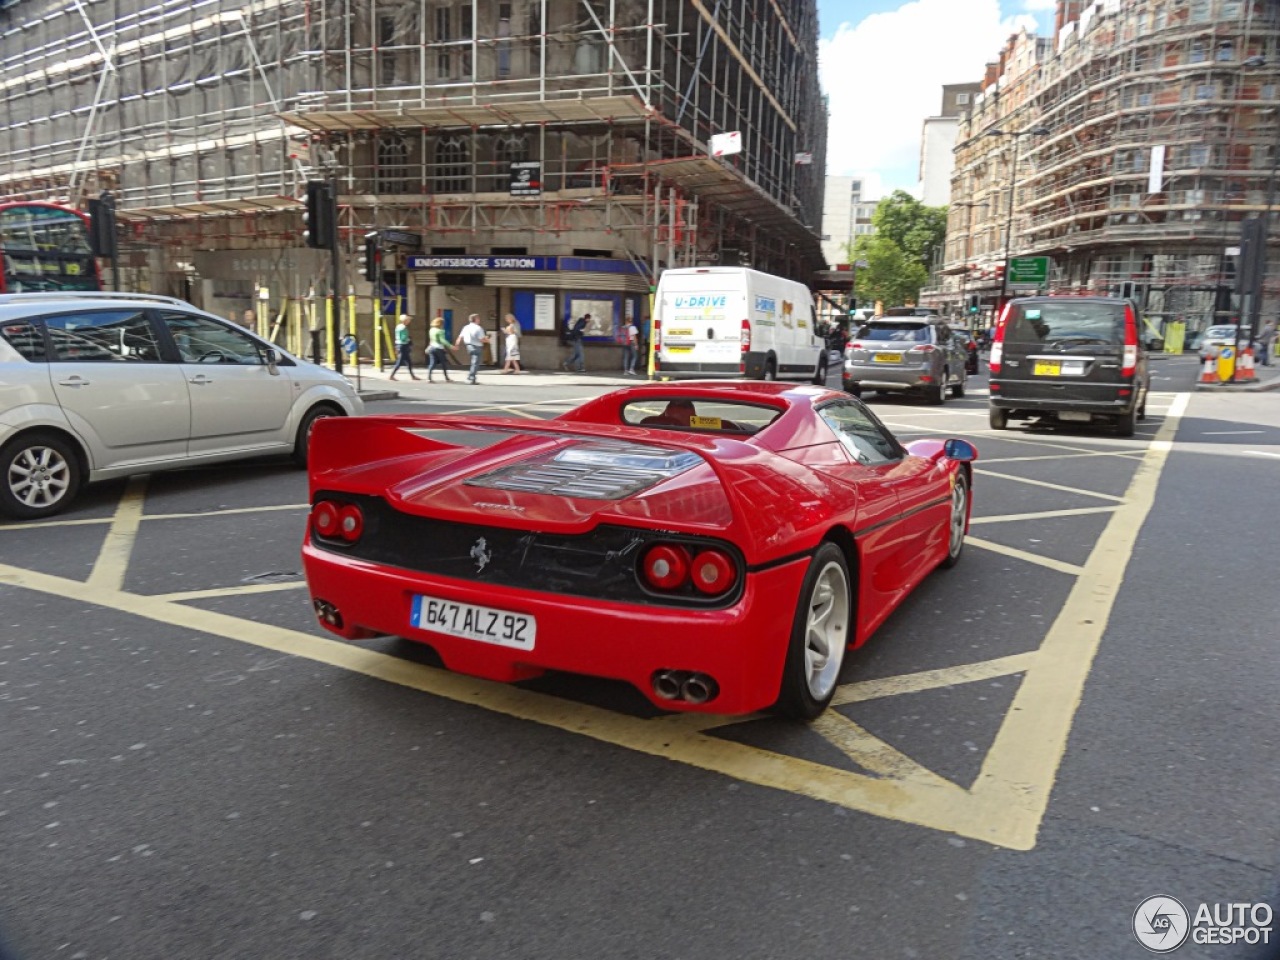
996;299;1129;403
659;288;744;377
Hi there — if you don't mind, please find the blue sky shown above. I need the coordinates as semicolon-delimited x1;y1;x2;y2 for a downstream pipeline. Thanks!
817;0;1056;198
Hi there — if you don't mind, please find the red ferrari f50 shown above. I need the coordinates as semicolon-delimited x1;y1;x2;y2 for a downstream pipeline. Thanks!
301;382;976;719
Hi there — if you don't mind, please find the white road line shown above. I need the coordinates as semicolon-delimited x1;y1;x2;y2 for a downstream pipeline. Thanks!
1244;450;1280;459
966;537;1086;576
974;468;1128;502
969;506;1121;525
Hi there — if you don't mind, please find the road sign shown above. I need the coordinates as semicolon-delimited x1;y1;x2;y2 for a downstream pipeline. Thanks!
1008;257;1049;285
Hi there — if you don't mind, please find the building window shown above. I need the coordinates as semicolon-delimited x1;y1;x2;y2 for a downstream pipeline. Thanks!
435;135;470;193
376;134;411;194
497;2;513;78
493;133;528;190
955;92;970;106
434;3;474;79
1190;41;1207;64
1217;41;1235;62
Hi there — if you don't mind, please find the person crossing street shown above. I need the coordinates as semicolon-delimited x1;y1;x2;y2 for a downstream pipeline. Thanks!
455;313;490;384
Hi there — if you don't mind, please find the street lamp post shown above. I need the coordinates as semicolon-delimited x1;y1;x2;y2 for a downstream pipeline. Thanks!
986;125;1051;311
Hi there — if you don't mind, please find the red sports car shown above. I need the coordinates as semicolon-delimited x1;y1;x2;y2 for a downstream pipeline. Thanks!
302;382;976;719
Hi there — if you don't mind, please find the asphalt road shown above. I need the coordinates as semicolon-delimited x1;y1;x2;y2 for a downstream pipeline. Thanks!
1;357;1277;960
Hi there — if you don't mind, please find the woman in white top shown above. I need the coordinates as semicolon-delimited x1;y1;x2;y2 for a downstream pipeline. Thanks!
501;314;523;374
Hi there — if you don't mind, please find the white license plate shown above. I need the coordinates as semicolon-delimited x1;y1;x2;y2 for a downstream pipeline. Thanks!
410;594;536;650
1058;411;1092;422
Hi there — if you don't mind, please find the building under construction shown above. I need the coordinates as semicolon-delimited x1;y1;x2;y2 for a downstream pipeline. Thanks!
0;0;828;365
933;0;1280;340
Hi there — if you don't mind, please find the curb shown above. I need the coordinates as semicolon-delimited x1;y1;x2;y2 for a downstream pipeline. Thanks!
358;389;400;401
1195;377;1280;393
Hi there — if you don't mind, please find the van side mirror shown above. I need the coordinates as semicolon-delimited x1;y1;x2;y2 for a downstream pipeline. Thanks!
265;347;282;374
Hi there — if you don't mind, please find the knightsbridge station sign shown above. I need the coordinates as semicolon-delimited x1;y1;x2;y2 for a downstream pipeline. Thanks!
406;255;643;274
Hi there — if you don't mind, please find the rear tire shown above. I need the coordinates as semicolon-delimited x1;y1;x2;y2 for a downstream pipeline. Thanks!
763;358;778;382
927;374;946;405
989;406;1009;430
293;404;343;468
1115;403;1137;438
939;472;969;569
773;543;852;721
812;358;828;386
951;379;966;399
844;381;862;398
0;431;83;520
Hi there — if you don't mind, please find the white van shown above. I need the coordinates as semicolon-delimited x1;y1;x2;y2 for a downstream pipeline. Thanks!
653;267;826;382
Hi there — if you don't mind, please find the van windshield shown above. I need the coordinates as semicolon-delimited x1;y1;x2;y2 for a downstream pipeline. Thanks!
1003;302;1125;345
856;322;928;342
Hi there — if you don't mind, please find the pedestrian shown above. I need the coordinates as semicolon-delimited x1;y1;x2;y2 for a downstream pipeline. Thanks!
388;313;419;380
501;314;523;374
426;316;453;381
241;308;257;333
621;316;640;375
562;312;588;372
1257;319;1276;367
455;312;489;384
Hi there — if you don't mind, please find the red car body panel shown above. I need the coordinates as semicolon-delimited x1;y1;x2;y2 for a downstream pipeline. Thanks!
301;383;974;714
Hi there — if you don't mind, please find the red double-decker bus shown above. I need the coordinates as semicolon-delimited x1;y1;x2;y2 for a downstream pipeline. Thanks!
0;201;102;293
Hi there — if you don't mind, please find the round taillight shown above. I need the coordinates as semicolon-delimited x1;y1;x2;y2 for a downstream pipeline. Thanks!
691;550;736;595
642;544;689;591
337;504;364;542
312;502;339;538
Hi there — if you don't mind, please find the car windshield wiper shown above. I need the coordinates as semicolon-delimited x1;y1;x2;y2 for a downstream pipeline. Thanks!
1047;336;1109;350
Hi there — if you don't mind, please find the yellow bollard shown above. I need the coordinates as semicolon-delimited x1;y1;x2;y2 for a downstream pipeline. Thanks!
347;292;358;368
325;297;335;368
373;309;383;370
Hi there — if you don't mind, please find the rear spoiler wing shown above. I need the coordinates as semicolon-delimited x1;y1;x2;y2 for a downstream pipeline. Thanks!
308;413;816;544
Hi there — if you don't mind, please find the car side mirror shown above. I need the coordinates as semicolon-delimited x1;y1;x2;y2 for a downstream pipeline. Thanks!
943;438;978;462
265;347;282;374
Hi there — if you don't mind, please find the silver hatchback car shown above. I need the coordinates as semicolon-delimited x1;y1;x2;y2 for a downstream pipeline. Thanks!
0;292;363;519
841;317;970;404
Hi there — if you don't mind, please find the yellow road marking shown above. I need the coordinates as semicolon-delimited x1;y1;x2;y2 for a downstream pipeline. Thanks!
86;476;148;592
970;506;1120;526
145;503;308;522
975;467;1127;503
155;581;306;602
831;652;1041;706
810;712;961;789
968;391;1189;849
0;516;113;532
966;537;1086;576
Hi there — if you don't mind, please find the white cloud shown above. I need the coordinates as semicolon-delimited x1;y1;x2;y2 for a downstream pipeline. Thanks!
819;0;1039;198
1022;0;1058;10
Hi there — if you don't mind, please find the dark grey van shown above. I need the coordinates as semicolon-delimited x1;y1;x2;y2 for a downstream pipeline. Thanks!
988;296;1149;437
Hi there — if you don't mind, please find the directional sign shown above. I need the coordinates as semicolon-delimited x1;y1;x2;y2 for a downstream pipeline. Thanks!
1008;257;1049;285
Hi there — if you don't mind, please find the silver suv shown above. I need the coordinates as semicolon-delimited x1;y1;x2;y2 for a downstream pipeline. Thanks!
841;316;970;404
0;292;362;519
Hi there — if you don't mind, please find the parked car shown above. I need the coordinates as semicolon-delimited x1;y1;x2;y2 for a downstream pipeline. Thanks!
1197;324;1240;360
841;316;970;403
987;295;1149;437
302;382;978;720
0;292;363;519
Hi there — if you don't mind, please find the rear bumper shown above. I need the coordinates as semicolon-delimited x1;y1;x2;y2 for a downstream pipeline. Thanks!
302;539;807;714
841;370;931;391
989;390;1137;415
653;360;743;380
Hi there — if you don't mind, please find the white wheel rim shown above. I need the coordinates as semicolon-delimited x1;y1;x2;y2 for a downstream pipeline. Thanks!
8;445;71;509
949;478;968;557
803;560;850;701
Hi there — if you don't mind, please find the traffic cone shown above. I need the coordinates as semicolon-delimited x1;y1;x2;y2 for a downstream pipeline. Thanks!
1199;354;1218;384
1239;346;1257;382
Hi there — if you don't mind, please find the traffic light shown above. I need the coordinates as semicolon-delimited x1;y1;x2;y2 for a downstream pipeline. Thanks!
967;294;980;314
303;181;336;249
358;232;381;282
87;192;118;259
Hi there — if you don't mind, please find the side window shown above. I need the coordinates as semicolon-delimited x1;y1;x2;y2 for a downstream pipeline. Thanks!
817;401;902;466
159;312;267;365
0;319;47;361
44;310;163;362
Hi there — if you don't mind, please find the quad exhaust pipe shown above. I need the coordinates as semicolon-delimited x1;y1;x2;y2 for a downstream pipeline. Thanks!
652;670;719;705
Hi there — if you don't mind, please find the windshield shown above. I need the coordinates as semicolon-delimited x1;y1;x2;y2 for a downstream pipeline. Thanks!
1003;301;1125;345
1204;325;1238;338
856;323;929;342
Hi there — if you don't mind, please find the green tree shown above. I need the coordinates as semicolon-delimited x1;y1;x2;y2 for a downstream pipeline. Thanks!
872;189;949;271
847;234;928;309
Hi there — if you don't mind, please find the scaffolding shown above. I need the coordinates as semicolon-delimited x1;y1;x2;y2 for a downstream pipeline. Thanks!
0;0;829;321
935;0;1280;333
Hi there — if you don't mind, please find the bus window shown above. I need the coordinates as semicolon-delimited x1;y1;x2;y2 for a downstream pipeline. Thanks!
0;203;101;293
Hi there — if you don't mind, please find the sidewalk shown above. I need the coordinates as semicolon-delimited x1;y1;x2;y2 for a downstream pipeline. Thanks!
348;363;643;402
1194;357;1280;393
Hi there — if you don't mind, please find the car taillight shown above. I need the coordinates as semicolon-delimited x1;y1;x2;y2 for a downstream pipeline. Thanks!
312;500;362;542
1122;303;1138;377
740;319;752;352
312;501;340;538
690;550;737;596
989;303;1011;375
641;544;689;591
908;344;936;354
337;504;364;541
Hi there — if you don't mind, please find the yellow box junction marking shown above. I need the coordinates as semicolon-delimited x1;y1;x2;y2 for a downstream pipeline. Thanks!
0;394;1189;849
